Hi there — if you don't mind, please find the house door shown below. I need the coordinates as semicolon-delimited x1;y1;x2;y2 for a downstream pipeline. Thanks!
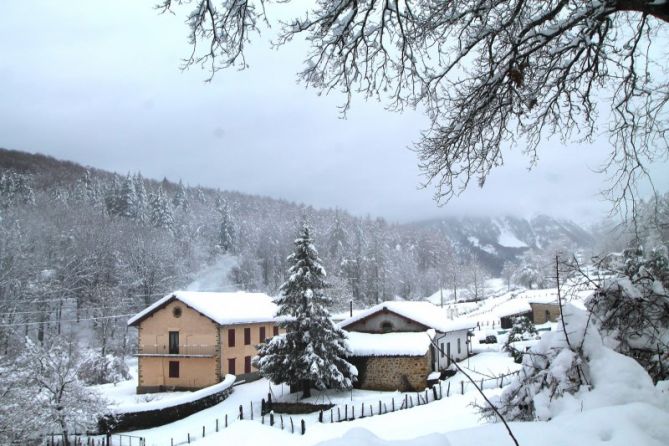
169;331;179;354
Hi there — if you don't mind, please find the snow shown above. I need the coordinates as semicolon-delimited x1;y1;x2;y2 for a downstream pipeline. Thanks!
339;301;476;334
116;332;669;446
494;221;528;248
345;330;435;357
111;375;236;414
127;291;282;326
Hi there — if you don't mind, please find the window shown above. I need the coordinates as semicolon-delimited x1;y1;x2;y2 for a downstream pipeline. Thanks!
169;361;179;378
381;321;393;333
169;331;179;354
273;326;279;336
440;342;445;358
545;310;551;322
228;358;236;375
172;306;182;318
259;326;266;342
245;356;252;374
244;327;251;345
228;329;235;347
457;338;461;354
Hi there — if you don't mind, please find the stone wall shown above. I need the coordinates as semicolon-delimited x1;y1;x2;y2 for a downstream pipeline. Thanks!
530;302;561;324
99;385;233;433
351;352;431;392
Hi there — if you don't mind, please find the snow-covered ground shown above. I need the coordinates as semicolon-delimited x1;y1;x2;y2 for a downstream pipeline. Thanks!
91;358;192;409
107;349;523;446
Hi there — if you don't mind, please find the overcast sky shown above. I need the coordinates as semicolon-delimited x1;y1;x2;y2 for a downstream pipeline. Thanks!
1;1;667;225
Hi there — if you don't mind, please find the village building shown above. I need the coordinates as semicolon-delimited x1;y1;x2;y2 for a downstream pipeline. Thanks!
127;291;283;393
339;301;475;391
497;300;533;329
528;296;561;324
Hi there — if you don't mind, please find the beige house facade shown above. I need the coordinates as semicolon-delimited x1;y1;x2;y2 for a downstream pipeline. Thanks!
128;291;283;393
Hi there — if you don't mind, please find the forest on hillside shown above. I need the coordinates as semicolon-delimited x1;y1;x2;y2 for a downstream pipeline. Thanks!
0;149;664;368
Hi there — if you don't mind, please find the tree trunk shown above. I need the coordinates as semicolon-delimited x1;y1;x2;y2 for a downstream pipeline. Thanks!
301;380;311;399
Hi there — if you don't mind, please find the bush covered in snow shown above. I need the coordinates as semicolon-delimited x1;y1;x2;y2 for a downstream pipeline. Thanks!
77;352;131;385
481;304;663;422
503;317;538;363
587;246;669;382
0;337;107;444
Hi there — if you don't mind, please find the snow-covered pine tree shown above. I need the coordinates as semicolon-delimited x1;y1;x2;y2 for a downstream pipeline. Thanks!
118;174;138;219
133;173;148;223
216;197;235;253
172;179;189;210
255;223;356;398
149;186;174;230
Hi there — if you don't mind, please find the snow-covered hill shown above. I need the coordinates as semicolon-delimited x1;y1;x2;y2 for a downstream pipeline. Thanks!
409;215;594;273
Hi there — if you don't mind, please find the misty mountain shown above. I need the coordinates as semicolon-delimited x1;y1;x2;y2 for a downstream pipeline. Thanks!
407;215;594;274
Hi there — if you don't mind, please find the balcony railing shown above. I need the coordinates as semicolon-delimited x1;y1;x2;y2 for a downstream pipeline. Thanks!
137;344;216;357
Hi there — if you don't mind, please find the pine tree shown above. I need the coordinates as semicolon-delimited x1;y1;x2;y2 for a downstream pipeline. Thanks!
149;186;174;230
173;179;189;210
255;223;356;398
118;174;138;218
133;173;148;223
216;197;235;253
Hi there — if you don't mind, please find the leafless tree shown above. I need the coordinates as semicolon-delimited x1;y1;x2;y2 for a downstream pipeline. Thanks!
159;0;669;217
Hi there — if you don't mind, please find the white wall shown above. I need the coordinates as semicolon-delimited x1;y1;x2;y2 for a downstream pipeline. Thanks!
434;329;470;370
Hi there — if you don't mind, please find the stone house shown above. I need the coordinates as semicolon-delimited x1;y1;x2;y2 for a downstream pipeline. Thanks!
340;301;475;391
128;291;283;393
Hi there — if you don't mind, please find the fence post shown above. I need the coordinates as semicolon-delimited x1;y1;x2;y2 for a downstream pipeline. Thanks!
225;414;228;428
270;412;275;427
500;376;504;388
261;398;266;414
290;417;294;434
432;386;438;401
460;381;464;395
352;405;355;420
378;400;382;415
281;414;284;430
216;418;219;432
250;402;254;420
330;409;333;423
345;405;348;421
425;389;428;403
187;433;190;444
361;404;365;418
392;398;395;412
447;381;451;397
202;426;205;438
318;410;323;422
301;419;306;435
337;407;341;422
370;404;373;416
239;405;244;420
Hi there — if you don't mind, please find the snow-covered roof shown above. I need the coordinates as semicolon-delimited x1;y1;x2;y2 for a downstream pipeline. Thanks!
345;330;435;357
128;291;280;326
339;301;476;333
495;299;532;318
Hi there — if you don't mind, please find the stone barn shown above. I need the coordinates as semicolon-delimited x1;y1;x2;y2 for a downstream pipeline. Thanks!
339;300;475;390
345;330;435;391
